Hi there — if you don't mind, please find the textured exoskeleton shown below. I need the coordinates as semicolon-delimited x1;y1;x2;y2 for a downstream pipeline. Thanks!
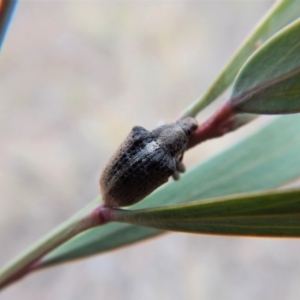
100;117;198;207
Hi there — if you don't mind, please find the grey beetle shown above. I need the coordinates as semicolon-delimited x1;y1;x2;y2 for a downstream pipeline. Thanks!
100;117;198;207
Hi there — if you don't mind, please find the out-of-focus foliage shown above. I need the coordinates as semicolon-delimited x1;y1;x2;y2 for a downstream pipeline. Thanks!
182;0;300;117
231;19;300;114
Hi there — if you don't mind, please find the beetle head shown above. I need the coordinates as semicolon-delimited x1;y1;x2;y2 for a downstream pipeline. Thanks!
176;117;198;137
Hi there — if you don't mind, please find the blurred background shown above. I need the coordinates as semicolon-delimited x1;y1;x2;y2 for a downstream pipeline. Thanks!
2;1;300;300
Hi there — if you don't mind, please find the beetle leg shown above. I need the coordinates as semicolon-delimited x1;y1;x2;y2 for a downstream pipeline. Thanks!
176;161;186;173
161;154;178;180
172;161;185;180
172;170;180;180
172;155;185;180
178;152;184;162
175;152;186;172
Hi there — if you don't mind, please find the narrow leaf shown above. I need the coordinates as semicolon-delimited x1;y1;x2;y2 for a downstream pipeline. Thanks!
181;0;300;117
231;18;300;114
41;114;300;267
112;189;300;237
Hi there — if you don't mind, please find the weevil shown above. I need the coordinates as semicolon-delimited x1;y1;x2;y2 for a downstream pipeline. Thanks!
100;117;198;207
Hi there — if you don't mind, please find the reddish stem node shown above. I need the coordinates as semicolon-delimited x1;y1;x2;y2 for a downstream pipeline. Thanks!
187;103;237;149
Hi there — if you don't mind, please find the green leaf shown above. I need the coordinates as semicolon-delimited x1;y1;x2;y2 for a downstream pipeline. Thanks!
41;114;300;267
112;189;300;237
181;0;300;117
231;18;300;114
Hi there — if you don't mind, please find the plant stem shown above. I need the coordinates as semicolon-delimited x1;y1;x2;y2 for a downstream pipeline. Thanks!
187;103;237;148
0;201;112;291
0;102;247;291
186;95;259;149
